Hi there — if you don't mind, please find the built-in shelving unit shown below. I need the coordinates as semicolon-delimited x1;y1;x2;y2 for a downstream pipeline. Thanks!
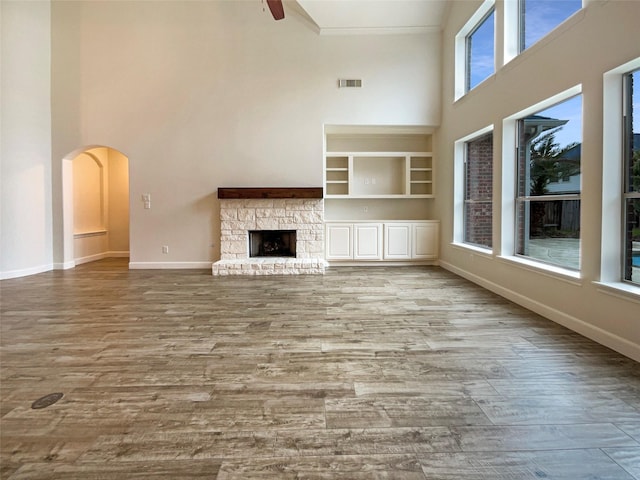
324;125;435;199
323;125;439;265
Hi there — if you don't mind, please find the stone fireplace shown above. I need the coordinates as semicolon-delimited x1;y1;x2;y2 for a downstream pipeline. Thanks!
212;188;326;275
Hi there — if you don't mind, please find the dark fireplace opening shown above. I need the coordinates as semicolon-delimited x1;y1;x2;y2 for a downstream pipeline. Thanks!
249;230;296;258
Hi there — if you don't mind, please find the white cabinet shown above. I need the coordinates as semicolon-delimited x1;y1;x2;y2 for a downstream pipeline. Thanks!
324;126;435;199
326;224;353;260
412;222;439;259
354;224;383;260
384;223;412;260
326;221;439;263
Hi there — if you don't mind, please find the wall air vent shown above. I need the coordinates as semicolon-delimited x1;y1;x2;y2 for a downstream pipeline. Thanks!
338;79;362;88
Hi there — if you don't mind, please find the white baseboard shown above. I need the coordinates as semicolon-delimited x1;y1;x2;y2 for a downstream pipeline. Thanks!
129;261;212;269
74;251;130;266
0;263;54;280
326;260;439;267
74;252;108;265
53;261;76;270
439;260;640;363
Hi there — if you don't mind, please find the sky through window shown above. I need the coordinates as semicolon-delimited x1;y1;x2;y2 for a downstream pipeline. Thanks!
522;0;581;50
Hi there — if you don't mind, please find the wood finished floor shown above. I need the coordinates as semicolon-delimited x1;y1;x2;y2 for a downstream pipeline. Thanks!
1;258;639;479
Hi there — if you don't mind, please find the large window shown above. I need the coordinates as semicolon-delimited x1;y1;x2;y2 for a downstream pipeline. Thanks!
455;0;495;100
623;69;640;285
467;8;495;91
519;0;581;51
515;95;582;270
464;132;493;248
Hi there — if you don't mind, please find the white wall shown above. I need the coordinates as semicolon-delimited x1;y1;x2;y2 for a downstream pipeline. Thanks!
108;149;130;254
0;1;53;279
51;0;83;268
48;1;440;267
73;151;105;234
437;0;640;360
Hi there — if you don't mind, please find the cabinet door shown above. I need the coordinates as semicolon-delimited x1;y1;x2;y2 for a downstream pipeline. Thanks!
412;222;439;259
326;224;353;260
384;223;412;259
354;223;383;260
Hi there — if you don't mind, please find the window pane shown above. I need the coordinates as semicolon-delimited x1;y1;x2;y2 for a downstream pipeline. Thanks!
624;198;640;283
518;96;582;198
467;9;495;91
520;0;581;51
516;95;582;269
464;132;493;248
625;70;639;194
623;69;639;284
517;199;580;269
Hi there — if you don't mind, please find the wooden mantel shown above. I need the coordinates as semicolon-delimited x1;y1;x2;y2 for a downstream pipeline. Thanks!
218;187;323;199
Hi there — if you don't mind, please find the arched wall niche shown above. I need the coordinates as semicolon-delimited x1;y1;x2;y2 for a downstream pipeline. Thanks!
60;145;130;268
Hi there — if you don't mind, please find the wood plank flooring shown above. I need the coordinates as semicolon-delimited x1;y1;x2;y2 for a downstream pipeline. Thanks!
1;258;639;479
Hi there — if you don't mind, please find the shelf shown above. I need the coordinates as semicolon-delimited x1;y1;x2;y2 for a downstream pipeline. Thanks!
410;170;432;182
324;127;435;200
325;194;434;199
327;151;432;157
327;172;348;182
410;183;433;195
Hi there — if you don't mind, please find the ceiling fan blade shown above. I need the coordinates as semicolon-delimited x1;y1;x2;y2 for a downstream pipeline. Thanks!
266;0;285;20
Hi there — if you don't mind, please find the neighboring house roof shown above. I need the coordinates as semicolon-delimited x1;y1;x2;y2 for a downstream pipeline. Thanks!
522;115;569;139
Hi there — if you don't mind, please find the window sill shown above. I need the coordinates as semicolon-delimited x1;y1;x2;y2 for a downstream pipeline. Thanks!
451;242;493;257
593;281;640;304
454;74;496;104
496;255;582;286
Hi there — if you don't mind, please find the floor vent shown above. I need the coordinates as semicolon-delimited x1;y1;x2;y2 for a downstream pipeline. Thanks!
31;393;64;409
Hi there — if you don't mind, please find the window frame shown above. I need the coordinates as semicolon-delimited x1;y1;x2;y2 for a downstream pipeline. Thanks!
504;0;583;65
465;7;495;92
453;125;494;253
464;131;494;249
501;85;583;279
600;58;640;298
622;69;640;286
454;0;495;101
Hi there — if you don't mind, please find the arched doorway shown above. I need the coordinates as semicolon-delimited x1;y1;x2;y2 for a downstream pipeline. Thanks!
60;146;129;268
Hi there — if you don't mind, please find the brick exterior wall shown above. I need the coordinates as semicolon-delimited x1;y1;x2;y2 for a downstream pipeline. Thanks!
516;124;529;255
464;133;493;248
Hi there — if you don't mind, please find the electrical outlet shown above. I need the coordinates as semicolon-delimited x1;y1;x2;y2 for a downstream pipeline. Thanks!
363;206;368;213
162;246;169;254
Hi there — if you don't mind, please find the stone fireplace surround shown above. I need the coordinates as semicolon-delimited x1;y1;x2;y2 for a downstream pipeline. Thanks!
212;188;327;275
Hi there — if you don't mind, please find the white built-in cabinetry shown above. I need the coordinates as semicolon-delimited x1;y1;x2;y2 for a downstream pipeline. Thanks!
324;125;439;265
326;221;439;263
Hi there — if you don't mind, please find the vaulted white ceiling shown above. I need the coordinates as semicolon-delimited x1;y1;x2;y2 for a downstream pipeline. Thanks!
294;0;449;35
